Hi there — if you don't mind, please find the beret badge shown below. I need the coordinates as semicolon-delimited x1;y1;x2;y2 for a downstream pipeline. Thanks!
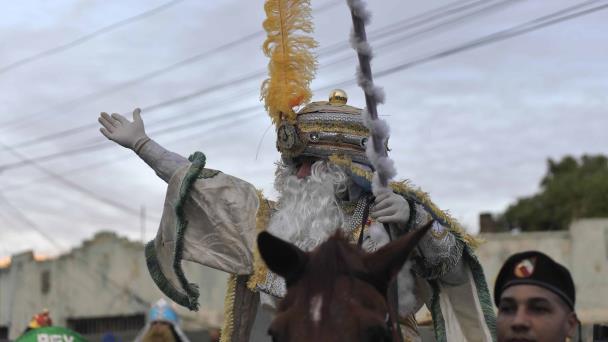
513;257;536;278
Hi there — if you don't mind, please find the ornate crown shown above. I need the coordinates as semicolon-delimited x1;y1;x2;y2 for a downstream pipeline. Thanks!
276;89;371;166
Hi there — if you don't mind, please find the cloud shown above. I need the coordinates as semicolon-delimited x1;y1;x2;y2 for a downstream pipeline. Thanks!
0;0;606;257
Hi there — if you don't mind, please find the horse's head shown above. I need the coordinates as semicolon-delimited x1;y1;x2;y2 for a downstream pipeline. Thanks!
258;222;432;342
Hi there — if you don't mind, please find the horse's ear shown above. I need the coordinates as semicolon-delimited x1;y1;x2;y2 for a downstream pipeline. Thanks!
364;220;434;284
257;231;308;285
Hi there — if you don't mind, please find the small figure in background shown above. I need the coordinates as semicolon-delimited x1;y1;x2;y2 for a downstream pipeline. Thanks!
134;299;191;342
23;309;52;334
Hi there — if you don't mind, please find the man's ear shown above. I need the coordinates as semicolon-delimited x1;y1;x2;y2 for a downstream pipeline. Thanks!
566;312;578;339
363;220;434;286
257;232;308;285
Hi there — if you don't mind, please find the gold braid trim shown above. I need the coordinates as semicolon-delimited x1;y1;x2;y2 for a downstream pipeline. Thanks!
391;181;482;248
298;122;369;135
247;190;272;290
219;274;237;342
328;154;482;248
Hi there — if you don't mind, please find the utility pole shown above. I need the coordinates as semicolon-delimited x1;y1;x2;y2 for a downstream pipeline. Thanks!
140;205;146;243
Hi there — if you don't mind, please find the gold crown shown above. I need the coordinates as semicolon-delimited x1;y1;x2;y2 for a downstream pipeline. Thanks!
276;89;371;166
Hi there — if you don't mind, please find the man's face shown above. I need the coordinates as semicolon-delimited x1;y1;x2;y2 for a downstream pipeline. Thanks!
497;284;577;342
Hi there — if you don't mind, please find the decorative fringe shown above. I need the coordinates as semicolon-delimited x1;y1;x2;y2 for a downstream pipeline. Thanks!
428;251;497;342
145;241;194;310
465;249;498;340
220;275;238;342
260;0;317;125
172;151;208;311
247;190;273;290
429;281;447;342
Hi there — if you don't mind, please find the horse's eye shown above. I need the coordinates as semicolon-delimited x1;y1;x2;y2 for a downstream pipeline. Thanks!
364;325;390;342
267;328;279;342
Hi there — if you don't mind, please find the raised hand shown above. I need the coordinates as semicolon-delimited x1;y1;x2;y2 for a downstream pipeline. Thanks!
98;108;148;151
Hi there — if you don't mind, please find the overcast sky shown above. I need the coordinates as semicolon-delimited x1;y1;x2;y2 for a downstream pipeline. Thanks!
0;0;606;259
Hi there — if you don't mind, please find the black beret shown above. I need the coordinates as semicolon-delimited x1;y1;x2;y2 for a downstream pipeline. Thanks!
494;250;575;310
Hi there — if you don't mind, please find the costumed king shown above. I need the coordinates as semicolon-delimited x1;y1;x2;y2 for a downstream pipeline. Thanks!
98;0;495;340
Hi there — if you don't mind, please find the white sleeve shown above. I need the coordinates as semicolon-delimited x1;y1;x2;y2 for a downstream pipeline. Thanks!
136;138;189;183
153;164;260;275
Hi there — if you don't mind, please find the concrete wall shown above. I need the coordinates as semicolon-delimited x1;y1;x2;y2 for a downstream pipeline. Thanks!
0;232;228;339
2;219;607;339
477;218;608;325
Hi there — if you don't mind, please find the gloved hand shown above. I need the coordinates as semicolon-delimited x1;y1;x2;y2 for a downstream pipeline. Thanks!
370;191;410;226
98;108;149;152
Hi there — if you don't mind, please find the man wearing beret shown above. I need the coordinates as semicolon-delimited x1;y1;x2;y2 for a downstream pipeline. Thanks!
494;251;579;342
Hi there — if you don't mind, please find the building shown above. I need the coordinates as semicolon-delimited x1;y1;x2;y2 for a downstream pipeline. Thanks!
2;219;607;341
0;232;227;341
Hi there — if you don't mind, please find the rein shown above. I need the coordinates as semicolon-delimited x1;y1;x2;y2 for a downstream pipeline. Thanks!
356;195;404;342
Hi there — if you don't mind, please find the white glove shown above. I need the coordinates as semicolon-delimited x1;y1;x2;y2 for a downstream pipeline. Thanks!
98;108;149;152
370;191;410;226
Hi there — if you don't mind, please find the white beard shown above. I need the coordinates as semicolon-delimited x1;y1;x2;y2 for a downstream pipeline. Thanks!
267;160;349;251
261;160;407;311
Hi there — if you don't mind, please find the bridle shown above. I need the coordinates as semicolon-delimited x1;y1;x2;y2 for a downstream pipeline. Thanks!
355;194;404;342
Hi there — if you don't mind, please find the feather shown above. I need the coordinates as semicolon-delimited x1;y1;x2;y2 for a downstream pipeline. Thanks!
260;0;317;125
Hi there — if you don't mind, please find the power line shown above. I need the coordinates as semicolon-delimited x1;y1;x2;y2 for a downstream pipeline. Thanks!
2;0;602;173
3;1;602;173
0;109;261;194
0;33;263;132
373;0;608;78
1;0;508;151
0;193;65;251
0;0;343;131
319;0;488;56
0;140;142;217
0;0;185;76
0;103;259;172
319;0;523;72
0;193;151;307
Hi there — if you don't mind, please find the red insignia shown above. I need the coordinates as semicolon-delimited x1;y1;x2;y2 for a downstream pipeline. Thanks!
514;257;536;278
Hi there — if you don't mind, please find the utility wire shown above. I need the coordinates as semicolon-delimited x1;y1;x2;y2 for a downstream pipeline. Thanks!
2;0;603;240
3;1;603;172
0;193;150;307
0;0;343;131
373;0;608;79
319;0;524;72
319;0;487;56
0;140;142;217
0;193;65;251
1;0;509;151
1;0;603;173
0;0;185;76
0;31;263;131
0;109;261;194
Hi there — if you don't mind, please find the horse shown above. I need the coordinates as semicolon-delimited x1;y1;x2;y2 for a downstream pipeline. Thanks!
257;220;433;342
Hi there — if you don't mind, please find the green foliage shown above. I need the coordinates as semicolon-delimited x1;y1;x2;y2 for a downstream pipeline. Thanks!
501;155;608;231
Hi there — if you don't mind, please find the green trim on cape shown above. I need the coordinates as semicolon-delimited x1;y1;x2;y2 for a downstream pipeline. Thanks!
145;241;194;309
465;247;497;341
145;152;208;311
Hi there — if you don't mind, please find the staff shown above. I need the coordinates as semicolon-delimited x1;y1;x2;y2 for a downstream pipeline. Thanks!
347;0;396;190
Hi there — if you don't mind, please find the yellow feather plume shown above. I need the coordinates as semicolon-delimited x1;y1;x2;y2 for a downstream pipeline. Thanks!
260;0;317;125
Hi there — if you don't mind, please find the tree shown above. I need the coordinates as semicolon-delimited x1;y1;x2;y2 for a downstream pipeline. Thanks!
500;155;608;231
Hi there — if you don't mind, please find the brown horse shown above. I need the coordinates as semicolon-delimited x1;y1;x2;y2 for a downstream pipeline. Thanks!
257;221;432;342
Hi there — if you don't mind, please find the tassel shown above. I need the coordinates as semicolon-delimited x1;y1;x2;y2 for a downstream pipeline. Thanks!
260;0;317;124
